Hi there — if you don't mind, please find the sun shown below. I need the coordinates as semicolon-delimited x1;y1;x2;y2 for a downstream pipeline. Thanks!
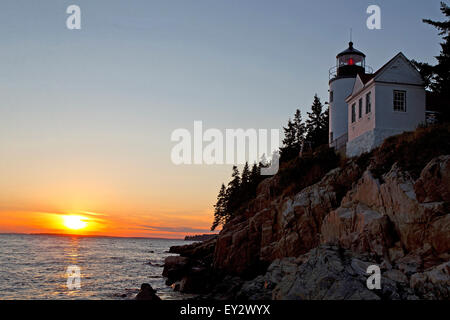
63;215;88;230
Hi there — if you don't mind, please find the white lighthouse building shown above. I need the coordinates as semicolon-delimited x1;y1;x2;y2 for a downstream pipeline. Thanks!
329;42;372;151
329;42;426;157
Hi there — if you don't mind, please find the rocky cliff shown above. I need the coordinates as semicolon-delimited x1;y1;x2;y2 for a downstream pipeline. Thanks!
163;140;450;299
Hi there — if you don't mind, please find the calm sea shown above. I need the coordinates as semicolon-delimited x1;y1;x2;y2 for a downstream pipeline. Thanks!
0;233;194;300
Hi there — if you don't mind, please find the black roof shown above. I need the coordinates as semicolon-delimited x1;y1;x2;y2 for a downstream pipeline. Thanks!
336;42;366;58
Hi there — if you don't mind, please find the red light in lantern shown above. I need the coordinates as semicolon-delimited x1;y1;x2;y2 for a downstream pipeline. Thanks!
348;58;354;65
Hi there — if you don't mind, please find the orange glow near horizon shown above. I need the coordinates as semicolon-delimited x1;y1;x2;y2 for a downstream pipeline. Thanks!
0;159;226;239
0;208;218;239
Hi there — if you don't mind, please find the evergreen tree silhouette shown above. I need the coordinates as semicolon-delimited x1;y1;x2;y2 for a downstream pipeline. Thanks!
305;94;328;150
414;2;450;121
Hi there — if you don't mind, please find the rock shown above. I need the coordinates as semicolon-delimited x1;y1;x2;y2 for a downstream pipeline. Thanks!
200;276;244;300
213;162;363;276
169;237;217;265
237;275;273;300
380;164;448;254
135;283;161;300
163;239;217;293
340;162;449;256
268;246;381;300
388;244;405;262
396;254;422;275
171;282;181;291
321;197;395;257
178;265;211;293
237;246;386;300
164;155;450;300
410;262;450;299
162;256;190;285
414;155;450;203
384;269;408;284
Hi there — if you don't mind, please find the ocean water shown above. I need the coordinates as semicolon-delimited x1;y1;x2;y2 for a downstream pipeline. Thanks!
0;233;194;300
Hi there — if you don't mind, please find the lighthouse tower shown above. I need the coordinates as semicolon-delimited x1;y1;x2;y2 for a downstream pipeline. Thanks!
328;42;370;150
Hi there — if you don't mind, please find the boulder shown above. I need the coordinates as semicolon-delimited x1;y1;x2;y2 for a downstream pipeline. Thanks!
135;283;161;300
162;256;190;285
251;246;382;300
414;155;450;203
410;261;450;299
321;201;394;257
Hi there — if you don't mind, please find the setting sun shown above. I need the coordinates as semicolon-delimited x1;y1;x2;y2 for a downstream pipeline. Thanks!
62;215;88;230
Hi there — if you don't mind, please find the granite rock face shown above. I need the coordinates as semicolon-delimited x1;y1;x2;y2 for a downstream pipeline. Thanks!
213;162;362;276
163;156;450;299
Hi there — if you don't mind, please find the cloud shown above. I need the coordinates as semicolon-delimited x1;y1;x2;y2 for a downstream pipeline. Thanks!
136;225;213;233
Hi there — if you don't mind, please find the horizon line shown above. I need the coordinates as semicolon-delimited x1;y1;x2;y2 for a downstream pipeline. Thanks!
0;232;192;241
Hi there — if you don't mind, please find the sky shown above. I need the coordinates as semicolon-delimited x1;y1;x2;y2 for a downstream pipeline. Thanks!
0;0;445;238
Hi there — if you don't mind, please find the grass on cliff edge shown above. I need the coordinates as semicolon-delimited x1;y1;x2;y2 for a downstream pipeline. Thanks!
371;123;450;180
276;123;450;198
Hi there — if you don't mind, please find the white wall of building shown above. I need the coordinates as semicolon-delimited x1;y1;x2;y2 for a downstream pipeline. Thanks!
346;83;425;157
347;84;376;142
375;83;425;131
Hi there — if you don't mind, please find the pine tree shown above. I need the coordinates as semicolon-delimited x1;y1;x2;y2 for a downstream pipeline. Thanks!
415;2;450;121
224;166;241;214
423;2;450;99
280;118;298;162
211;183;227;230
249;162;260;189
241;162;251;185
305;94;328;150
240;162;251;200
320;107;329;137
293;109;306;150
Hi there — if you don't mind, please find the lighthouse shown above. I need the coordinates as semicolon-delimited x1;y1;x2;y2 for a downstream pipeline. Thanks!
328;42;371;150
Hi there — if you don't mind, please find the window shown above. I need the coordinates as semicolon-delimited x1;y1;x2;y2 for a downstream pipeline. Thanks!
330;91;334;103
351;103;356;123
358;98;363;119
393;90;406;112
366;92;371;114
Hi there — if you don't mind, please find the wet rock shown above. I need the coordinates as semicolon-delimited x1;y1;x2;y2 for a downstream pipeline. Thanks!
163;238;217;293
135;283;161;301
162;256;190;285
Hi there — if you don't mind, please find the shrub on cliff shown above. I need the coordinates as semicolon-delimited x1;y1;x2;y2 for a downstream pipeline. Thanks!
278;145;340;196
371;123;450;179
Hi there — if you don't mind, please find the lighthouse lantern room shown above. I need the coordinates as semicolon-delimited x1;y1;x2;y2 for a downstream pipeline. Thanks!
336;42;366;77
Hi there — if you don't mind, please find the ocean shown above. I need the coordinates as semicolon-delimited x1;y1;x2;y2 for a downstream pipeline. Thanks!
0;233;194;300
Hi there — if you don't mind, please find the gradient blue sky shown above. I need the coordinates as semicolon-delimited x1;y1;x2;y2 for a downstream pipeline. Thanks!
0;0;445;237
